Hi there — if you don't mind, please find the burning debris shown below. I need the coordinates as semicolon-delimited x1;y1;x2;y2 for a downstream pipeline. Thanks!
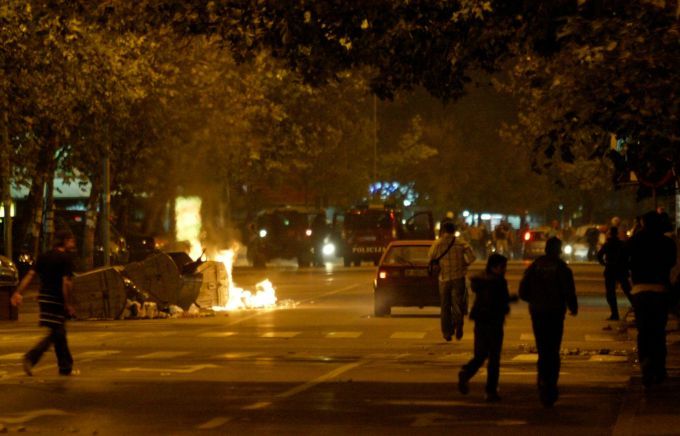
212;249;277;311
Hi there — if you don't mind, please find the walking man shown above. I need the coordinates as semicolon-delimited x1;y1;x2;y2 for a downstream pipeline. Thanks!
458;254;510;402
519;237;577;407
429;221;476;341
11;230;77;376
625;211;676;388
597;226;632;320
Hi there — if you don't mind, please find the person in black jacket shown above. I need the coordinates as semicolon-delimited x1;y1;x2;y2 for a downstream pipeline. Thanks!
519;237;578;407
625;211;677;388
458;254;509;402
597;227;632;320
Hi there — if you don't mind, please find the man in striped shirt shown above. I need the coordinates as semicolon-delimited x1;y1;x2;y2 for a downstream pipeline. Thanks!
429;221;476;341
11;230;77;376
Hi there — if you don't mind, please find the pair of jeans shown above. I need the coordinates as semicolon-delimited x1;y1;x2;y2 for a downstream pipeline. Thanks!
604;269;632;318
530;310;565;400
439;278;466;338
460;320;504;393
25;325;73;374
631;292;668;384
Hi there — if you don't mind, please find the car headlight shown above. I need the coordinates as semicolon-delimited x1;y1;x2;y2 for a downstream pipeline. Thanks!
322;243;336;256
564;244;573;255
259;229;268;238
305;229;312;237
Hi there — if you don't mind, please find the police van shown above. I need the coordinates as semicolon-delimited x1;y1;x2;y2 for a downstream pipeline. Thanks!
332;204;434;267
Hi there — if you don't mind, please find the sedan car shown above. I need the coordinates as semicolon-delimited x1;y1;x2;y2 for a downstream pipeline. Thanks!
0;255;18;287
522;228;550;259
373;240;439;316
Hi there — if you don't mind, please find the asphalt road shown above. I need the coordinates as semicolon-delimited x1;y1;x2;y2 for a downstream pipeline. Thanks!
0;261;639;435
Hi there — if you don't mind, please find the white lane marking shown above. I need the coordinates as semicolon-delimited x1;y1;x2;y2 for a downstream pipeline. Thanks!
196;417;231;430
199;332;238;338
391;332;426;339
388;400;484;407
0;409;69;424
136;351;189;359
119;364;219;374
242;402;271;410
0;353;24;361
326;331;362;339
214;352;260;359
512;354;538;362
260;332;300;338
585;334;615;342
589;355;628;363
520;333;535;341
437;352;474;361
79;350;121;358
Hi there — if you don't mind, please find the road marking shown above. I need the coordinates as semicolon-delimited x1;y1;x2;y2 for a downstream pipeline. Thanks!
585;334;615;342
276;361;364;400
512;354;538;362
589;355;628;363
214;352;260;359
391;332;426;339
199;332;238;338
242;402;271;410
0;409;69;424
520;333;535;341
261;332;300;338
78;350;121;358
196;417;231;430
119;364;219;374
136;351;189;359
326;331;362;339
437;352;474;361
388;400;483;407
0;353;24;361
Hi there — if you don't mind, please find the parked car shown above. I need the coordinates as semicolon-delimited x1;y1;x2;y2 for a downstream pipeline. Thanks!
0;255;18;287
521;227;550;259
373;240;439;316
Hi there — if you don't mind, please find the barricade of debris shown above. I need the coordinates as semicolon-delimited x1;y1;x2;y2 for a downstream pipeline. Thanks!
71;251;228;320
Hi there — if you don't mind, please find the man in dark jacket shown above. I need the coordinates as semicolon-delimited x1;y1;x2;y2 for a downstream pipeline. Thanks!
458;254;509;402
597;227;632;320
519;237;578;407
625;211;677;388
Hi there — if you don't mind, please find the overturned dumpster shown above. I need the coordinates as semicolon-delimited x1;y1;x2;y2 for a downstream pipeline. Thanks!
72;267;129;320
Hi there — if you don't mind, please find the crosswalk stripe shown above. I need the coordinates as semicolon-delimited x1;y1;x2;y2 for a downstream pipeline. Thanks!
199;332;238;338
261;332;300;338
79;350;121;358
326;332;362;339
585;334;615;342
214;352;260;359
0;353;24;361
391;332;426;339
136;351;190;359
588;355;628;362
512;354;538;362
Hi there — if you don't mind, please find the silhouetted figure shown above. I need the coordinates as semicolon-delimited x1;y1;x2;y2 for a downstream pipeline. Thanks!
597;227;632;320
625;211;677;388
458;254;509;402
585;226;600;261
519;237;577;407
11;230;77;376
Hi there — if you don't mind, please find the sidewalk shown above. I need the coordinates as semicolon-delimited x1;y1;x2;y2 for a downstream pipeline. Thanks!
613;319;680;436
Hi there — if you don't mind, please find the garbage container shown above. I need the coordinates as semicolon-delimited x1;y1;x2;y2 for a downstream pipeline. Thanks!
0;286;18;321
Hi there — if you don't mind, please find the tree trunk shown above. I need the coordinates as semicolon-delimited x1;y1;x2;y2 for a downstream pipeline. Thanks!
81;180;100;271
43;172;55;251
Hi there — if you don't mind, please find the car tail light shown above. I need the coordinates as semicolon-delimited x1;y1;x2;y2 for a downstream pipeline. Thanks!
378;270;387;279
524;232;531;241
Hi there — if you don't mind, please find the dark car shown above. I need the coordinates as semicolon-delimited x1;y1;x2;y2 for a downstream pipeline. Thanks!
0;255;19;287
373;240;439;316
247;207;320;268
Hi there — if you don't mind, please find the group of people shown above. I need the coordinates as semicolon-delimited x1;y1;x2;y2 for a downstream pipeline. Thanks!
429;210;677;407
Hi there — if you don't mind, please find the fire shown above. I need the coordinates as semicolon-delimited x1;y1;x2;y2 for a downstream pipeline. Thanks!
174;196;277;311
212;248;278;311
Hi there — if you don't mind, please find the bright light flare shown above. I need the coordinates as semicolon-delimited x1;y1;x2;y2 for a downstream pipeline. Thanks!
563;245;573;255
212;248;277;311
322;242;336;256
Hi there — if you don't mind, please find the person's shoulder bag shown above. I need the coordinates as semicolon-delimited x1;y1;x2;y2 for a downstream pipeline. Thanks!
428;238;456;277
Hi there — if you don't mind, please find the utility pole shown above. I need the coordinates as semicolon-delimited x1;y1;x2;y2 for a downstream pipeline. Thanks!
1;111;12;258
373;95;378;184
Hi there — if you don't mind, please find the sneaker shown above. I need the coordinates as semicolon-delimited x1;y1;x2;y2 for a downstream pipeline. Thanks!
458;371;470;395
22;358;33;377
485;392;501;402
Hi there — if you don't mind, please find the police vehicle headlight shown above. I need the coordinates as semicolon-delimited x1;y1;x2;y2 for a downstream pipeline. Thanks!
564;244;573;255
322;242;336;256
259;229;268;238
